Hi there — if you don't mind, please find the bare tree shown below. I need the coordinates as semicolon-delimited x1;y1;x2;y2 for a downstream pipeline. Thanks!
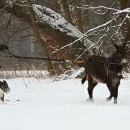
119;0;130;42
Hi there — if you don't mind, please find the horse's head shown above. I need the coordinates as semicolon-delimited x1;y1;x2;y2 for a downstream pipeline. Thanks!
0;80;10;93
111;40;128;65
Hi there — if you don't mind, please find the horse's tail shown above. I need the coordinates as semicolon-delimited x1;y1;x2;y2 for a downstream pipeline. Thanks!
81;74;88;84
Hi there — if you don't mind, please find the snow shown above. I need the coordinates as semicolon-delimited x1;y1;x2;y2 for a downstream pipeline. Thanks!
1;77;130;130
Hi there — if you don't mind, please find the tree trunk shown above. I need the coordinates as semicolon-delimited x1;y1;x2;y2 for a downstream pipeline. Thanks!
27;0;56;76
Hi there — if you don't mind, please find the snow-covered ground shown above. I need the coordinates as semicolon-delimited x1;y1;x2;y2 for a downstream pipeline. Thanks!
0;78;130;130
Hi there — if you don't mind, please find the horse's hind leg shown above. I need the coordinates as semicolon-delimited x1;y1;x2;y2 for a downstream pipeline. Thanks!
88;76;98;100
106;84;113;101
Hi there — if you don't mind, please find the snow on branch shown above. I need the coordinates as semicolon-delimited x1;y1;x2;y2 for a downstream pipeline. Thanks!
68;5;130;48
78;5;130;15
114;8;130;14
32;4;93;51
55;15;117;52
79;5;119;15
75;34;107;61
33;4;82;39
55;5;130;57
32;4;130;57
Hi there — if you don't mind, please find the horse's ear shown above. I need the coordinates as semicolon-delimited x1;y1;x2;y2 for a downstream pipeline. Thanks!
111;40;119;50
113;44;119;50
122;42;127;48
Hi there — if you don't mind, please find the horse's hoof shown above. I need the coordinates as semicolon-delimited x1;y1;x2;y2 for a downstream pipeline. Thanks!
86;98;94;102
114;99;117;104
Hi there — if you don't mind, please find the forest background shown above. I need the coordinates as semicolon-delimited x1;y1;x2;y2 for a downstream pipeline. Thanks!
0;0;130;77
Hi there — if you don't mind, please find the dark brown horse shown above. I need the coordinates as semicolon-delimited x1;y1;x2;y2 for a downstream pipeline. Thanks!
77;43;127;104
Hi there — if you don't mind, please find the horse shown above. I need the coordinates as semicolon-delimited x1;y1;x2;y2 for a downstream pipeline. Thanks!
77;42;128;104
